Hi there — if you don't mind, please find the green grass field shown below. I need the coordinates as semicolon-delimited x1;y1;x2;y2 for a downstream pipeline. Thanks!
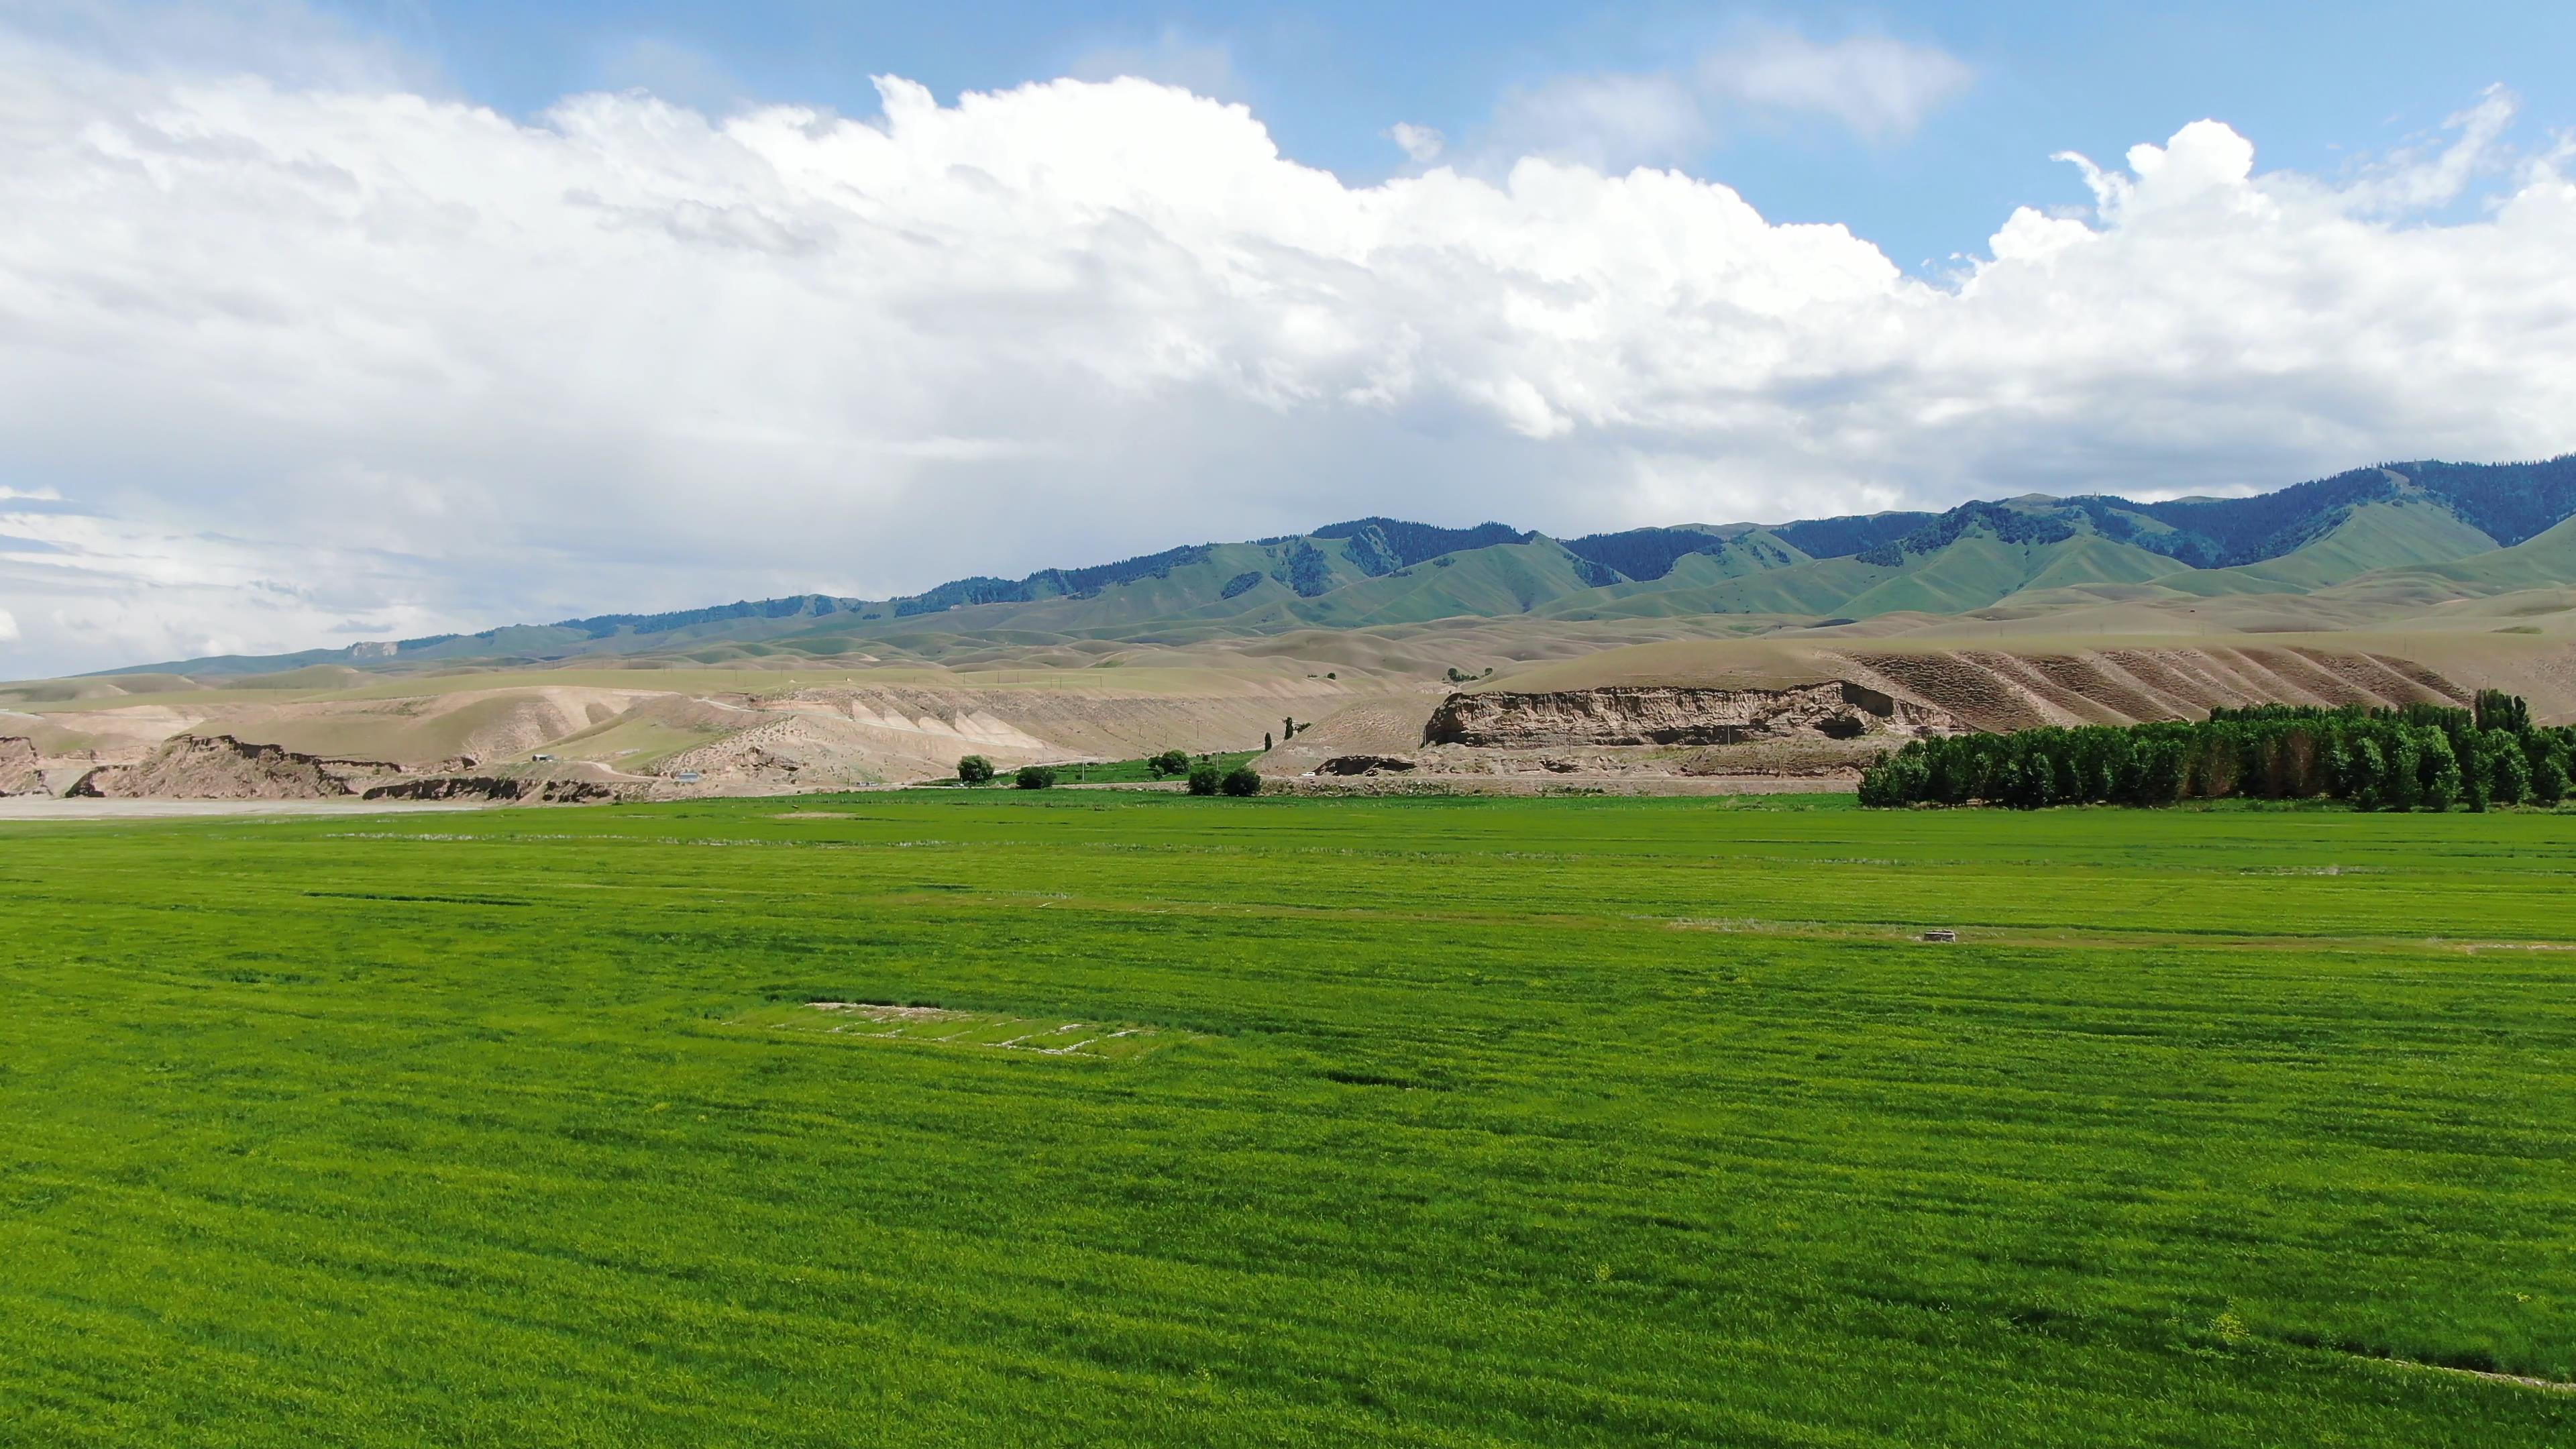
3;793;2573;1445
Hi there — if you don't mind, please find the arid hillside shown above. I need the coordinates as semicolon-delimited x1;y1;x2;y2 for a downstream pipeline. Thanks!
1249;633;2570;792
1482;633;2576;728
0;666;1348;802
5;626;2570;803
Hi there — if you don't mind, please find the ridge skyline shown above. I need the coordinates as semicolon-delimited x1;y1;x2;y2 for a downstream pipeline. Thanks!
66;453;2576;682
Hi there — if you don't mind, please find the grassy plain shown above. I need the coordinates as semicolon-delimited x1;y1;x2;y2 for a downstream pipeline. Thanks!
2;792;2573;1446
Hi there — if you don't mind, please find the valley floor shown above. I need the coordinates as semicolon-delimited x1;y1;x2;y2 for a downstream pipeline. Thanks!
3;794;2572;1445
0;798;501;820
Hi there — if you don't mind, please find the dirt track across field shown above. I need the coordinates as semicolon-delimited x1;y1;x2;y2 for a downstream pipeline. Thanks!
0;798;497;820
1271;774;1853;797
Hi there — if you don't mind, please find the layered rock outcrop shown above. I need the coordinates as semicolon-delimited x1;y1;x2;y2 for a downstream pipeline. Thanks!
1314;753;1417;775
66;735;401;800
1422;682;1960;749
362;775;616;804
0;737;42;796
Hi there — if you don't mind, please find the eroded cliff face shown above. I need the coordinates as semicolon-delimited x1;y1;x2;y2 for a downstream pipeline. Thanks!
67;735;402;800
362;775;616;804
0;737;42;796
1421;682;1960;749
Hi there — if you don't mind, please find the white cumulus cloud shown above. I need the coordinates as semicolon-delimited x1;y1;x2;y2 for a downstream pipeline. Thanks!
0;19;2571;678
1458;28;1974;170
1067;27;1240;101
1388;121;1445;164
1475;70;1710;172
1701;30;1976;140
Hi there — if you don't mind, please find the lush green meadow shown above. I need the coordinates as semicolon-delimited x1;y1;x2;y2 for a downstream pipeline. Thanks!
3;792;2573;1446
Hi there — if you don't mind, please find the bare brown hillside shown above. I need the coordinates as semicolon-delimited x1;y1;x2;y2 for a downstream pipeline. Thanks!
1247;635;2574;790
0;673;1348;798
1481;635;2574;730
4;632;2568;801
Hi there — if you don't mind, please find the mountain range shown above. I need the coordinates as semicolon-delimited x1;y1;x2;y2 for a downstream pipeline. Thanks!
97;455;2576;678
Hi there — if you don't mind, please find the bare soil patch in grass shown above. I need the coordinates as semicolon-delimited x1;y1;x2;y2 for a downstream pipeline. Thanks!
727;1000;1194;1061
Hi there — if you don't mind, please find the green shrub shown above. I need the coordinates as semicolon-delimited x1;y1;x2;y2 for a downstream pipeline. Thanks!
1014;765;1058;790
957;755;996;786
1186;763;1222;796
1220;765;1263;797
1148;749;1191;778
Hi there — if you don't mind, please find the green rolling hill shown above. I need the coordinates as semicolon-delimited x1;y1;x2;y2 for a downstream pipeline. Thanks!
82;454;2576;678
2320;511;2576;600
2147;498;2502;596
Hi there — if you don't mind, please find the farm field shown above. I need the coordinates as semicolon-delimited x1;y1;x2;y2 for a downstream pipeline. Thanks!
3;792;2573;1445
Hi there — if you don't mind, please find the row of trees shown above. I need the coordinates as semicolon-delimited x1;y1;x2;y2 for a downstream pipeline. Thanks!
1860;692;2575;811
1192;763;1265;796
957;755;1061;789
957;751;1263;795
1153;747;1262;794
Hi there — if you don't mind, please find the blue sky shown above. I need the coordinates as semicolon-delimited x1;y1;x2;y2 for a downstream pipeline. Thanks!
5;0;2576;671
313;0;2576;270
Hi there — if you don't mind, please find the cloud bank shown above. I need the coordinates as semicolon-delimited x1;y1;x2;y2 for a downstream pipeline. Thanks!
1;27;2573;676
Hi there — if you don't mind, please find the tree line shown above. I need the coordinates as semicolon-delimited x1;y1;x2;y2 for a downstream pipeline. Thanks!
956;750;1263;795
1859;692;2575;810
